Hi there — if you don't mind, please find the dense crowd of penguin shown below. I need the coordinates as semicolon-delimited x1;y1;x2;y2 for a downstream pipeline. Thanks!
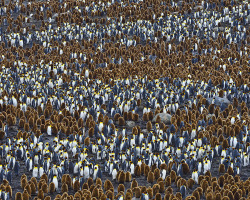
0;0;249;199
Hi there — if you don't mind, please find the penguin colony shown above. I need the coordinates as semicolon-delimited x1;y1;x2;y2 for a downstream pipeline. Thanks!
0;0;249;199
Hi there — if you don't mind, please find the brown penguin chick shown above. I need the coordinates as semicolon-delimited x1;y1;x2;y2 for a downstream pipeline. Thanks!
222;139;229;149
125;171;132;182
134;187;141;198
96;178;102;186
227;166;234;175
19;118;25;128
82;182;89;190
148;111;154;121
21;177;28;189
106;190;114;200
154;168;160;180
6;185;12;197
128;111;133;121
132;127;138;135
153;184;160;195
182;162;190;174
30;177;38;186
118;184;125;193
214;192;221;200
135;165;141;176
104;179;114;192
131;179;138;189
118;117;125;126
147;171;154;183
192;190;200;200
133;113;139;121
219;164;225;173
114;113;121;121
73;179;80;191
158;181;165;193
146;121;152;131
30;182;36;194
38;180;45;190
24;123;29;132
234;190;242;199
44;196;51;200
41;183;48;194
187;178;195;189
0;128;9;140
100;193;108;200
92;187;99;198
24;184;31;196
49;182;55;194
170;170;177;182
118;171;126;183
125;192;132;200
84;137;90;146
61;182;68;193
123;112;128;121
143;113;149;121
201;180;209;193
88;127;94;137
165;176;171;187
147;187;153;199
37;189;44;200
40;174;48;183
156;115;161;123
22;190;29;200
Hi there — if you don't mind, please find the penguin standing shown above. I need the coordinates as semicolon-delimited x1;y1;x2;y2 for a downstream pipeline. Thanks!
33;165;39;178
52;175;58;191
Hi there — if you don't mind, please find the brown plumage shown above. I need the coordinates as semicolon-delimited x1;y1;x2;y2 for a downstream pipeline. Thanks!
24;184;31;196
133;113;139;121
118;184;125;193
187;178;195;189
104;179;113;192
21;177;28;189
148;111;154;120
30;182;36;194
88;127;94;137
19;118;25;128
44;196;51;200
146;121;152;131
131;179;138;189
61;182;68;193
23;189;30;200
37;189;44;200
125;171;132;182
40;174;48;183
170;170;177;182
96;178;102;187
135;165;141;176
143;113;149;121
92;187;99;198
134;187;141;198
147;171;154;183
49;182;55;194
153;184;160;195
165;176;171;187
128;111;133;121
84;137;90;146
219;164;225;174
41;183;48;194
73;179;80;191
114;113;121;121
192;190;200;200
147;187;153;199
118;116;125;126
6;185;12;197
118;171;126;183
154;168;160;180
